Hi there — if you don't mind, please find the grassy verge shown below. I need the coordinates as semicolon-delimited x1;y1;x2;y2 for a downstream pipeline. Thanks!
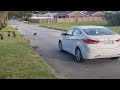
107;27;120;34
0;25;16;32
39;21;107;30
39;21;120;34
0;26;58;79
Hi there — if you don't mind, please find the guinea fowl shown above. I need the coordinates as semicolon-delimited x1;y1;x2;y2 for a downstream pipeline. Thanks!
8;33;10;37
0;33;3;40
1;36;3;40
8;31;10;37
34;32;37;35
13;31;16;37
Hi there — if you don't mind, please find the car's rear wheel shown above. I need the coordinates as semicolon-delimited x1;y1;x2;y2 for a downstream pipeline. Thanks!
58;41;63;52
111;57;119;60
75;47;85;62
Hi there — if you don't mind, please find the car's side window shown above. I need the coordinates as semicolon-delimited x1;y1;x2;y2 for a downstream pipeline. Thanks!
66;28;74;35
73;28;81;36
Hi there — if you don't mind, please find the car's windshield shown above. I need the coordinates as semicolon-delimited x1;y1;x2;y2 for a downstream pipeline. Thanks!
82;28;116;36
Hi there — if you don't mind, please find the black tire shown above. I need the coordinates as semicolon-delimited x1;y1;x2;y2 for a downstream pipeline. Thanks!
111;57;119;60
75;47;85;62
58;41;63;52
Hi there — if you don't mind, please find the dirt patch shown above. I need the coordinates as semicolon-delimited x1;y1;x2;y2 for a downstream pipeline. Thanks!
24;38;31;44
27;39;31;43
23;37;38;50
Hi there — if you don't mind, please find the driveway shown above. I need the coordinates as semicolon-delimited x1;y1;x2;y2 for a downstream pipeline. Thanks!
9;20;120;79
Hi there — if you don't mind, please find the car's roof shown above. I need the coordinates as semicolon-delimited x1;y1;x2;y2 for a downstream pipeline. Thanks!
74;26;106;29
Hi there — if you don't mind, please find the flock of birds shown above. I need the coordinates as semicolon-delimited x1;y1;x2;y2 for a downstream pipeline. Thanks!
8;31;16;37
0;31;37;40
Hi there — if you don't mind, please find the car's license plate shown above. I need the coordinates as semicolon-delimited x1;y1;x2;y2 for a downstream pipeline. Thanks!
102;40;114;44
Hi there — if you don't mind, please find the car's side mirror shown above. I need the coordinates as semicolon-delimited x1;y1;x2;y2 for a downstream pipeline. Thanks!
62;33;67;35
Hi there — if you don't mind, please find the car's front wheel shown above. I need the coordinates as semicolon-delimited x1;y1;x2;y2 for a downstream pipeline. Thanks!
58;41;63;52
75;47;85;62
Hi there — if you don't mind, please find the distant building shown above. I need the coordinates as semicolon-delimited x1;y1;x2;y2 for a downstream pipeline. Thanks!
31;12;57;18
30;11;104;23
54;11;86;18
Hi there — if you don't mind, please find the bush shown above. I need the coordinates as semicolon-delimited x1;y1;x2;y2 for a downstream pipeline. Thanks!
103;12;120;26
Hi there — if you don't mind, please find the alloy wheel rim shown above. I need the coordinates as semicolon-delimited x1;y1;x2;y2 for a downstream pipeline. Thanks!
59;42;62;51
76;49;81;61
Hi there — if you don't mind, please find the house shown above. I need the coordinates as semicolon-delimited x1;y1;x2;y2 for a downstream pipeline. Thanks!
82;11;98;16
32;12;57;18
90;11;103;21
29;11;104;23
43;12;58;17
30;12;58;23
54;11;87;23
54;11;86;18
91;11;103;17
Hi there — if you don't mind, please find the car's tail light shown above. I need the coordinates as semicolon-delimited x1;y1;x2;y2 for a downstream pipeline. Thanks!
82;38;100;44
116;39;120;42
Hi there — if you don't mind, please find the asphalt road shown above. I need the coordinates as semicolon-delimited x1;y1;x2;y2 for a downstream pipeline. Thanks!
9;20;120;79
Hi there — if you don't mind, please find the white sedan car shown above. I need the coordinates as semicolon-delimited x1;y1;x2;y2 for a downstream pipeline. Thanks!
58;26;120;62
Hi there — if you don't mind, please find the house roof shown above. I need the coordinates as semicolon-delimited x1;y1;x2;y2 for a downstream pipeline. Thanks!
84;11;98;16
43;13;58;17
54;11;73;17
54;11;88;17
92;11;103;15
82;11;103;16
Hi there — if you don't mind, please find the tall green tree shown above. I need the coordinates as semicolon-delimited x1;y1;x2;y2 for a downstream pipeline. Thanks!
102;11;120;26
8;11;32;20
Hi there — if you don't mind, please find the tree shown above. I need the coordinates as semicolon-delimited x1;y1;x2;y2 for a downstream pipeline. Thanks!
102;11;120;26
8;11;32;20
0;11;8;39
0;11;8;30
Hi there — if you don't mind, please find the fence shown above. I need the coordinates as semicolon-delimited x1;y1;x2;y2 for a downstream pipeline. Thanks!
30;16;104;24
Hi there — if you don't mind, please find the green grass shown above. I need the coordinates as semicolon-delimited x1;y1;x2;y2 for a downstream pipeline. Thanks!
0;25;17;32
0;26;58;79
107;27;120;34
39;21;120;34
39;21;107;30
